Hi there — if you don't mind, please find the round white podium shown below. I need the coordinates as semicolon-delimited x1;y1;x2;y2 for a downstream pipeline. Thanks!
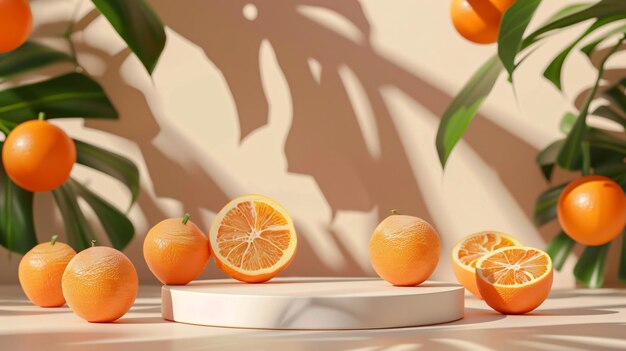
162;277;464;330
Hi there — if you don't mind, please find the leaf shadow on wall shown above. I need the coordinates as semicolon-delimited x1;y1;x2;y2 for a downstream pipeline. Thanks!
36;0;548;280
28;13;231;282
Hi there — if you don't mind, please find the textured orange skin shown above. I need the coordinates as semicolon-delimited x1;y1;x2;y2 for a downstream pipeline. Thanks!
452;258;482;299
143;218;210;285
212;245;297;283
450;0;516;44
557;176;626;246
477;266;553;314
2;120;76;192
0;0;32;53
62;247;138;323
369;215;440;286
18;241;76;307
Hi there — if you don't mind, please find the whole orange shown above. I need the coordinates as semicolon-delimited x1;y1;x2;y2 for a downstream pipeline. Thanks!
450;0;516;44
557;175;626;246
0;0;32;53
18;235;76;307
144;214;210;285
62;245;138;322
2;117;76;192
369;211;440;286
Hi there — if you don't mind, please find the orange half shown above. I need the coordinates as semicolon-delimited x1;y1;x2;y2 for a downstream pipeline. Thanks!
451;231;521;298
209;194;297;283
476;246;553;314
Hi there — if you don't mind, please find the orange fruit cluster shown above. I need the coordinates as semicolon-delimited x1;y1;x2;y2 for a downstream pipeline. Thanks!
19;238;138;322
452;231;553;314
450;0;516;44
451;231;520;298
18;194;298;323
143;194;298;285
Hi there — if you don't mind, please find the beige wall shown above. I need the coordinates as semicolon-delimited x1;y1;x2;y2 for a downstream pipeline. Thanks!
1;0;623;286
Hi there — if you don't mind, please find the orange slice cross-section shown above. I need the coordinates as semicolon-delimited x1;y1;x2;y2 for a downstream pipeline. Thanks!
476;246;553;314
477;247;552;286
209;194;297;283
451;231;521;298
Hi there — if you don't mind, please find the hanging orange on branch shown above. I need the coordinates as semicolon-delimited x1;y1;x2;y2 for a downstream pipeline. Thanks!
557;175;626;246
2;113;76;192
450;0;516;44
0;0;32;53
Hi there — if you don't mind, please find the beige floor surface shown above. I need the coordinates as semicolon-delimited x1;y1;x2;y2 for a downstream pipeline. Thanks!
1;284;625;351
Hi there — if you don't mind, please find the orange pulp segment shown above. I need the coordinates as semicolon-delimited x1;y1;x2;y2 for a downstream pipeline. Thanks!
477;247;551;286
209;194;297;283
451;231;521;298
475;246;553;314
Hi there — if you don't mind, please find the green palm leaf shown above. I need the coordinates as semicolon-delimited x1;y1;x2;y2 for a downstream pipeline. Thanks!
92;0;166;74
0;158;36;254
0;73;118;122
0;42;71;80
75;140;139;210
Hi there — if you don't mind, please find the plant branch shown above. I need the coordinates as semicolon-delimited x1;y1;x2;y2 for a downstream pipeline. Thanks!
558;34;626;169
580;35;626;172
582;141;591;176
582;35;626;117
63;0;84;71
